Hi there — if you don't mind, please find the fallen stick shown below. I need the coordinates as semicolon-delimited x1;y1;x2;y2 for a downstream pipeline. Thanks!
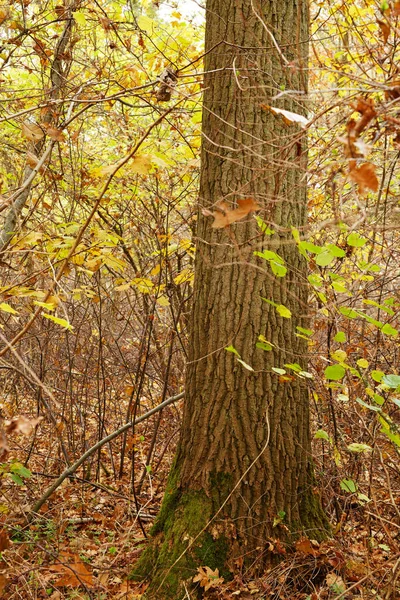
28;391;184;518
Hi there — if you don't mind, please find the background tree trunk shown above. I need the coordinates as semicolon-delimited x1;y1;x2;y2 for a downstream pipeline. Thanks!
133;0;329;596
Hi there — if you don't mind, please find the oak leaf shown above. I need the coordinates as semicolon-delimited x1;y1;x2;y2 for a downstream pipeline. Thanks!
203;198;259;228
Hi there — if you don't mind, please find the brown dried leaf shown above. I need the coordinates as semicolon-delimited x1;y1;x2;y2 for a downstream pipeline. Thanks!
0;573;8;595
193;566;224;591
295;537;319;556
21;121;45;142
45;127;65;142
326;573;346;592
349;162;379;195
203;198;260;229
0;529;10;551
394;1;400;16
49;552;94;588
5;415;43;436
26;151;40;169
377;19;390;43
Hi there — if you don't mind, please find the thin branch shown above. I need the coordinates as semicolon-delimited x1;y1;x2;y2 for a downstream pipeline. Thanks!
28;391;184;518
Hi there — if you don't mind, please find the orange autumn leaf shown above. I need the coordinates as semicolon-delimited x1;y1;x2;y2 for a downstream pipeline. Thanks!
295;537;319;556
349;162;379;195
203;198;260;228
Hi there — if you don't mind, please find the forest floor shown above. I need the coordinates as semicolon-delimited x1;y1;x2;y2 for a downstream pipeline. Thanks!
1;396;399;600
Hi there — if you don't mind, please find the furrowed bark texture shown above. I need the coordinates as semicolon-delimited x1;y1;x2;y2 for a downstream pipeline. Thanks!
133;0;328;596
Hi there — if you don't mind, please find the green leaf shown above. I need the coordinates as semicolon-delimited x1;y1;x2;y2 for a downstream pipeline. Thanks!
276;304;291;318
308;273;323;286
331;349;347;362
255;216;274;235
382;374;400;389
356;397;381;412
339;307;359;319
324;364;346;381
299;241;322;254
371;370;384;383
284;363;302;373
331;281;348;293
270;261;287;277
326;244;346;257
296;326;313;336
10;473;24;485
334;331;346;343
272;367;286;375
314;429;330;441
373;393;385;406
256;341;273;351
340;478;357;493
347;443;372;453
315;251;335;266
11;464;32;478
347;233;367;247
42;314;74;331
225;345;240;357
381;323;398;338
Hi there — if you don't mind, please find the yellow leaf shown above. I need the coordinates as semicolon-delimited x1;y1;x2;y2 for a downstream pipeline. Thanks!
137;15;154;31
42;314;74;330
0;302;18;315
174;269;193;285
73;11;87;26
33;301;57;311
131;154;152;174
156;295;170;306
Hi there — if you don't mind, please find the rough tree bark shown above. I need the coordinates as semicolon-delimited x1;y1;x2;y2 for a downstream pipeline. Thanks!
133;0;329;596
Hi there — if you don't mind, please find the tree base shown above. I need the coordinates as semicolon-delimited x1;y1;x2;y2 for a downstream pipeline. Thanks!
131;464;330;599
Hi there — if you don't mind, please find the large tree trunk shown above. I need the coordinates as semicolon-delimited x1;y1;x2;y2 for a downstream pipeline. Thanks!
133;0;329;596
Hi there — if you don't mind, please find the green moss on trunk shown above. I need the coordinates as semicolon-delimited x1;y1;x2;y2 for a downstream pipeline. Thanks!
131;470;231;599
